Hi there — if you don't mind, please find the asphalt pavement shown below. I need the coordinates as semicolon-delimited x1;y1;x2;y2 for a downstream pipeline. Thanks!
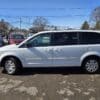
0;67;99;100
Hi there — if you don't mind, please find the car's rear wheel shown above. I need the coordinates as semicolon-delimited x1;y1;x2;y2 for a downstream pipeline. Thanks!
83;57;100;73
4;57;19;75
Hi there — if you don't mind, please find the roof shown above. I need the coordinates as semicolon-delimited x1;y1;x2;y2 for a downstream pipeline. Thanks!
18;30;100;47
38;30;100;34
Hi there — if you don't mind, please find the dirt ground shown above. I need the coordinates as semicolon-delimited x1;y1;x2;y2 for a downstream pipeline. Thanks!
0;67;100;100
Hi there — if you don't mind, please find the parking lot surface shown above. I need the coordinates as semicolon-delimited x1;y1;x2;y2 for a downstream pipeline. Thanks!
0;67;100;100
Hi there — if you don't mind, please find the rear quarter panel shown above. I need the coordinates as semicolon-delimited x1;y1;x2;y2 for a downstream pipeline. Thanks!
80;44;100;64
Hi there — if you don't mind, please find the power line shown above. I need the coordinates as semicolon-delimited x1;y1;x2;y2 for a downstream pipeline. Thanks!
0;15;91;18
0;7;93;10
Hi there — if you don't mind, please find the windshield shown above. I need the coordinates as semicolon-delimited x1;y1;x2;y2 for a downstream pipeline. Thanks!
12;34;24;39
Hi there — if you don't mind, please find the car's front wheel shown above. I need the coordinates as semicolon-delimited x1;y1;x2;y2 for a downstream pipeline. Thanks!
83;57;100;73
4;57;19;75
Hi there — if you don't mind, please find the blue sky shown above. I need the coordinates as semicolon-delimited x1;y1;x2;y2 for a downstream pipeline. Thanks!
0;0;100;29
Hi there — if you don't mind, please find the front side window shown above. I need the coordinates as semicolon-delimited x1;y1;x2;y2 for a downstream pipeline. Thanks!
26;33;51;47
52;32;78;46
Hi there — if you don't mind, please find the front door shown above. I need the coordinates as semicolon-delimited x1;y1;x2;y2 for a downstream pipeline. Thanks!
21;33;53;67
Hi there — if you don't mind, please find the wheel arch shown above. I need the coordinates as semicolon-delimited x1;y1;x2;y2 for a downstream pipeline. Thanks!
0;55;23;68
81;55;100;67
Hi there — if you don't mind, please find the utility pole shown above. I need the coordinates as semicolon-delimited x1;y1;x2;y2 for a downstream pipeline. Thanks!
19;17;22;31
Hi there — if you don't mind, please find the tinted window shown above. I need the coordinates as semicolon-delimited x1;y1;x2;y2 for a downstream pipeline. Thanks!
52;32;78;45
79;32;100;44
26;33;51;47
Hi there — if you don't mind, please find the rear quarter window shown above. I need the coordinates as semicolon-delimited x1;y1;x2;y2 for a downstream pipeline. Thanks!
79;32;100;44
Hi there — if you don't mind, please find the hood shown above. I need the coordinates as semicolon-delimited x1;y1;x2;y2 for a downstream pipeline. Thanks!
0;44;17;51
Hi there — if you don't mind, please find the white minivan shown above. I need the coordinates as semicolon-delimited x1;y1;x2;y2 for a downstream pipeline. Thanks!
0;30;100;75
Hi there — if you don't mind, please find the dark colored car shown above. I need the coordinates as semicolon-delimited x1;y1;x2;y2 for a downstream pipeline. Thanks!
0;36;4;47
8;33;25;44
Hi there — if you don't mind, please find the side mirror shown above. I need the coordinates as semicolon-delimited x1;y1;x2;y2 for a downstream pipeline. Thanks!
26;43;32;48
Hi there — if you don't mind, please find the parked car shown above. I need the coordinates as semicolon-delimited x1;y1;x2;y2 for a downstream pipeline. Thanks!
26;33;33;38
8;33;25;44
3;36;8;45
1;30;100;75
0;35;4;47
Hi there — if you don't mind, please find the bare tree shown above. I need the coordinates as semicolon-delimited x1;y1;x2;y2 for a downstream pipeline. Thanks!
90;6;100;23
94;21;100;30
0;19;12;36
32;17;49;32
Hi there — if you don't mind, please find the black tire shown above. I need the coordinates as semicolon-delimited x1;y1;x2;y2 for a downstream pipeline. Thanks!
82;57;100;73
3;57;20;75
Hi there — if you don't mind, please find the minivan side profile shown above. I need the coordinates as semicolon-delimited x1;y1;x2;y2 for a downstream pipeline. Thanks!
0;30;100;75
